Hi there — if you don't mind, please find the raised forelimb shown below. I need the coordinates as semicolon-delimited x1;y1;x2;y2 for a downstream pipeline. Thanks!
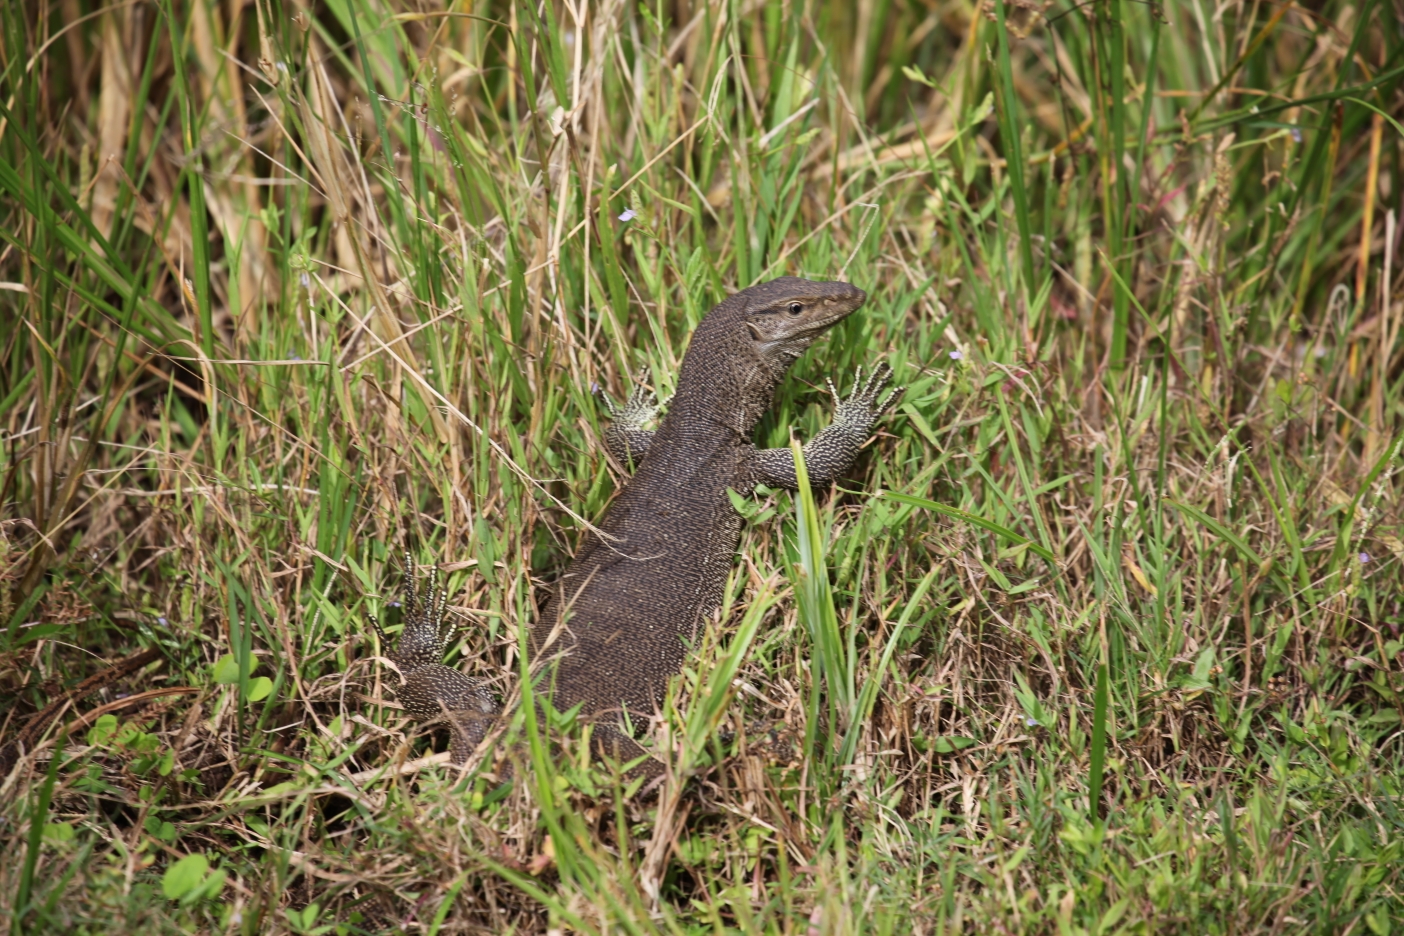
600;370;668;469
746;363;903;489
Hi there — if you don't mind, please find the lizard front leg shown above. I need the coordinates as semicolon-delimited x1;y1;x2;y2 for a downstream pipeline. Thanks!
747;363;903;489
600;370;668;470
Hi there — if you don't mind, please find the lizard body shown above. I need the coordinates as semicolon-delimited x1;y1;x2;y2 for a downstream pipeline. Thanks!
372;277;900;777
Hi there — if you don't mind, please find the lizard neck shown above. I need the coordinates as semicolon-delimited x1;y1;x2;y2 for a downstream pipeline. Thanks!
672;314;789;437
665;275;866;436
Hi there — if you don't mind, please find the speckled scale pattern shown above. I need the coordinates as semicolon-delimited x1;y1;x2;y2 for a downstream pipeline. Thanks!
369;558;499;764
369;277;902;775
532;277;901;774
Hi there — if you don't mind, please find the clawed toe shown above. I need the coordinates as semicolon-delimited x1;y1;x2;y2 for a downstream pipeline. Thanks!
623;368;652;409
602;369;665;427
371;553;459;673
861;362;894;401
837;362;901;411
877;383;905;415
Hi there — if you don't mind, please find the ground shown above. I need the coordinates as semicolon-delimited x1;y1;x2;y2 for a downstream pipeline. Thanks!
1;0;1402;933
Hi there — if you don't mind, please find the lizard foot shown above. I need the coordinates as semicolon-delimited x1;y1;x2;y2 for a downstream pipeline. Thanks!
718;719;802;766
600;368;668;431
367;554;499;764
367;552;457;670
826;362;905;430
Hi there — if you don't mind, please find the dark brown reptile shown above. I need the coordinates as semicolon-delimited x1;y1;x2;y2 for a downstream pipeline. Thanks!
370;276;901;778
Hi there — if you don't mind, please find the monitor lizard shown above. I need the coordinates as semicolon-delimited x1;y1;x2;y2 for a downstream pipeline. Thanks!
369;276;901;781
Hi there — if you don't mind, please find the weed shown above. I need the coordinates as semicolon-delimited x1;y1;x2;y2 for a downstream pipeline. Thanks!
1;0;1402;932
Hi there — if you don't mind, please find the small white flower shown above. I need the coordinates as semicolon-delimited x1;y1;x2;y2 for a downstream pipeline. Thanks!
618;208;637;222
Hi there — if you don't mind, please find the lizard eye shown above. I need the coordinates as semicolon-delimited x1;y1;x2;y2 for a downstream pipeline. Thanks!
788;302;804;315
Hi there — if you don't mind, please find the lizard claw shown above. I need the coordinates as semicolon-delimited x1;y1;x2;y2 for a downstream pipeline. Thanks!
601;368;667;430
834;362;904;423
366;554;500;762
369;553;458;672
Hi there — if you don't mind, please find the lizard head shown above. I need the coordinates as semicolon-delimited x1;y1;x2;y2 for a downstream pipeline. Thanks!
675;277;867;430
737;277;868;363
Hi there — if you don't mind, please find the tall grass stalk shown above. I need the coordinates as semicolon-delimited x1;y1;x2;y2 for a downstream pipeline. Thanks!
1;0;1401;931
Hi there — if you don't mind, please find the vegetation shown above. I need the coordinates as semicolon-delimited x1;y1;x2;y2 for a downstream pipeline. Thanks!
2;0;1402;931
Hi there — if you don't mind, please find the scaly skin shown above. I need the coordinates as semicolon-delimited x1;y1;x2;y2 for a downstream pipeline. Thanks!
368;559;498;764
371;277;902;780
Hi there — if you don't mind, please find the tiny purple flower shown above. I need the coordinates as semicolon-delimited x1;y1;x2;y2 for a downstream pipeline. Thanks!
1025;716;1039;727
949;350;963;361
157;616;169;627
618;208;637;222
389;601;402;608
1291;127;1302;143
288;353;301;361
1359;552;1371;564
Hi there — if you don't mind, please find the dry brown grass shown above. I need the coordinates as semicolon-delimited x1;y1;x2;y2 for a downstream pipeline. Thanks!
1;0;1402;932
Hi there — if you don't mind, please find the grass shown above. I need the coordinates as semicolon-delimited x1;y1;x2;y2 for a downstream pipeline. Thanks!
1;0;1402;932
